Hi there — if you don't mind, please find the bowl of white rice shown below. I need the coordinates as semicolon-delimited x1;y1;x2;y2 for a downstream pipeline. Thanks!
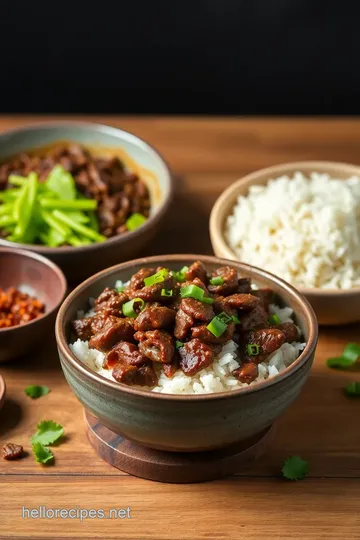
210;161;360;325
56;254;318;453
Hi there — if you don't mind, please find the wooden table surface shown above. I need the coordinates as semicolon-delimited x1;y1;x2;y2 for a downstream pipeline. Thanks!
1;116;360;540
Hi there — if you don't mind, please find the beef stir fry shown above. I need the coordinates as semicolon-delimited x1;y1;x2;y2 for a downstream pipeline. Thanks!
0;143;151;239
71;262;299;387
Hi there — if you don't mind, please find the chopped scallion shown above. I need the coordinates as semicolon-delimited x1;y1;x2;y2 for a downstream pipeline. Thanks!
207;316;228;338
144;269;169;287
161;288;173;297
176;340;184;349
231;315;241;324
247;344;260;356
210;276;224;286
268;313;281;325
126;212;147;231
344;381;360;397
171;266;189;282
122;298;145;318
181;284;214;304
116;286;126;293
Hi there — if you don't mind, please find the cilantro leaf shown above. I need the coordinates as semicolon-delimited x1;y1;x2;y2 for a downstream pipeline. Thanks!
30;420;64;446
344;381;360;397
32;442;54;464
281;456;309;481
25;385;50;399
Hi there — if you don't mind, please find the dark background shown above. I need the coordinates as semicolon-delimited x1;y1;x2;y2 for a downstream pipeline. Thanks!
1;1;359;115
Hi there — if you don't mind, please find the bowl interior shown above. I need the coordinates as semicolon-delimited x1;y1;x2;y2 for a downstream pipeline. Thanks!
0;249;67;318
57;254;318;399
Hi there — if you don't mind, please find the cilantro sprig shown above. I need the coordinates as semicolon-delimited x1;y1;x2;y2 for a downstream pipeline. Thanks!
25;385;50;399
281;456;309;481
31;420;64;446
32;443;54;464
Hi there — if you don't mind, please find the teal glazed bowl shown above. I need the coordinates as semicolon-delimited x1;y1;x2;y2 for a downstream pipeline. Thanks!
55;254;318;452
0;122;173;282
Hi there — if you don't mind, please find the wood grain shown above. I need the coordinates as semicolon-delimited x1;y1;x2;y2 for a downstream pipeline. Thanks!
1;116;360;539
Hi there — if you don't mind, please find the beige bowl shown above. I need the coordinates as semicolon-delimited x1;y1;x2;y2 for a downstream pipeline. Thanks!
210;161;360;326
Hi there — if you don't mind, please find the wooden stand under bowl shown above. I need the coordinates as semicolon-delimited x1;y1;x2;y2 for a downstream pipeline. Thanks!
84;411;274;483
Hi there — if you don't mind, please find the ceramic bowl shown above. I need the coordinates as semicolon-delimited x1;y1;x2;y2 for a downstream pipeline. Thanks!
56;254;318;453
210;161;360;325
0;375;5;412
0;121;173;282
0;247;67;363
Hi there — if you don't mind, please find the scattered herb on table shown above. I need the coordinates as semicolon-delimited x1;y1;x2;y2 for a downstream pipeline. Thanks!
30;420;64;446
327;343;360;369
25;385;50;399
32;442;54;464
281;456;309;481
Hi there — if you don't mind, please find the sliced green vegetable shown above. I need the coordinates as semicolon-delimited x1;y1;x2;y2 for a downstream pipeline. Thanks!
67;235;92;246
231;315;241;324
327;356;357;369
126;212;147;231
217;312;233;324
144;269;169;287
116;285;125;293
161;288;173;297
268;313;281;325
52;210;106;243
281;456;309;481
206;316;228;338
0;215;16;227
25;385;50;399
344;381;360;397
46;165;76;200
41;210;69;238
0;202;14;216
171;266;189;282
122;298;145;318
8;174;27;186
87;211;100;232
175;340;184;349
180;284;214;304
210;276;224;286
0;188;22;202
13;172;38;239
343;343;360;363
247;344;260;356
32;442;54;465
31;420;64;446
39;198;97;211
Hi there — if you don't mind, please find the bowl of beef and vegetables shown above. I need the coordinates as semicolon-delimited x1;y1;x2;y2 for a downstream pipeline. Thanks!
56;255;318;452
0;122;172;281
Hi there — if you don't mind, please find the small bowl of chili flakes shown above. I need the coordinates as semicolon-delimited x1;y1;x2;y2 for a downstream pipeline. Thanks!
0;247;67;363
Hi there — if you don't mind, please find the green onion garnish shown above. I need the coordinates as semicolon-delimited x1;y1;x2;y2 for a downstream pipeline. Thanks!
344;381;360;397
232;315;241;324
116;286;125;293
343;343;360;362
171;266;189;282
206;315;228;338
327;343;360;369
210;276;224;286
180;284;214;304
126;213;147;231
122;298;145;318
144;269;169;287
247;344;260;356
176;340;184;349
268;313;281;325
161;288;173;297
217;312;233;324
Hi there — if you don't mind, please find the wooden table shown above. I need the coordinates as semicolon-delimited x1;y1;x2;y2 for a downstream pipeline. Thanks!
1;117;360;540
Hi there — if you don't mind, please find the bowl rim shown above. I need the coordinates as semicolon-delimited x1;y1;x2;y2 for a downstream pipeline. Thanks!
209;160;360;296
0;374;5;406
0;120;174;254
56;253;318;402
0;246;67;333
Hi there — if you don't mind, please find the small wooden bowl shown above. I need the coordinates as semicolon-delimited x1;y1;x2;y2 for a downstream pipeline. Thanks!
210;161;360;325
56;254;318;453
0;375;5;412
0;247;67;363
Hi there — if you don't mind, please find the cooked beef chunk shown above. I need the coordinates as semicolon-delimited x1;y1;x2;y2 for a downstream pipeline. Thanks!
191;322;235;344
135;329;175;363
233;362;259;384
276;322;299;343
239;304;268;332
180;297;214;322
129;268;156;290
222;293;260;311
163;352;180;378
104;341;148;368
2;443;24;460
72;317;94;340
253;288;275;311
112;362;158;386
237;278;252;294
99;292;129;317
245;328;286;359
133;275;178;303
94;288;118;312
213;296;237;318
181;277;208;293
185;261;208;283
89;317;135;352
174;308;194;339
134;306;175;331
208;266;238;295
179;339;215;375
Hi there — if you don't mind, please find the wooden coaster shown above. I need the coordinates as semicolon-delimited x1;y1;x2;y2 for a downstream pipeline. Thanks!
85;411;274;483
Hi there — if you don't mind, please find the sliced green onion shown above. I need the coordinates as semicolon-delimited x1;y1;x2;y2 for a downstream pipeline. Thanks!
232;315;241;324
210;276;224;286
217;312;233;324
144;269;169;287
39;198;97;211
247;344;260;356
343;343;360;363
344;381;360;397
181;284;214;304
327;356;356;369
122;298;145;318
116;286;126;293
268;313;281;325
175;340;184;349
207;316;228;338
126;213;147;231
171;266;189;282
161;288;173;297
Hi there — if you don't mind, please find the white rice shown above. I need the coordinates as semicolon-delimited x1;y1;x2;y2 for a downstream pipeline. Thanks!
70;296;306;395
225;172;360;289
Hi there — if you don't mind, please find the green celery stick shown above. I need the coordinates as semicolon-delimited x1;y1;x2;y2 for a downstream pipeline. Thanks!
0;215;17;227
87;211;100;232
0;203;14;216
65;211;89;224
0;189;22;202
13;184;28;221
52;210;106;242
47;228;67;247
13;173;38;239
39;198;97;211
68;235;92;246
46;165;76;200
41;210;70;237
8;174;27;186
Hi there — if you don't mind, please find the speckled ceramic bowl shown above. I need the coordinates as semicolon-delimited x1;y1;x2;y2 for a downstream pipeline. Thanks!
56;254;318;452
0;121;173;282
